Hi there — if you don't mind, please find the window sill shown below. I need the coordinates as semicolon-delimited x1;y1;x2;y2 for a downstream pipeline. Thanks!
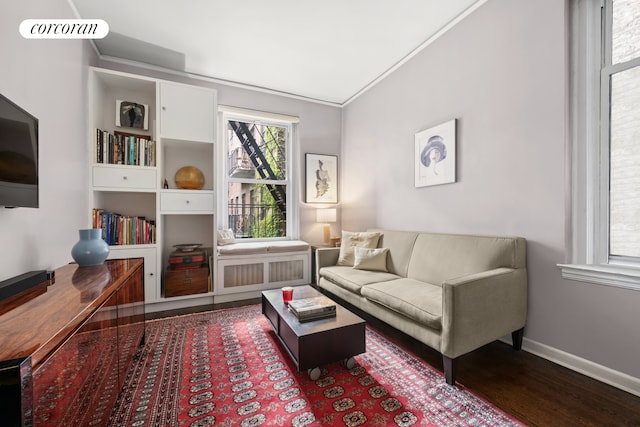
558;263;640;291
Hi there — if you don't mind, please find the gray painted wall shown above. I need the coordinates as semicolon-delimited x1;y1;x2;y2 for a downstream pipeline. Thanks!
0;0;97;279
342;0;640;380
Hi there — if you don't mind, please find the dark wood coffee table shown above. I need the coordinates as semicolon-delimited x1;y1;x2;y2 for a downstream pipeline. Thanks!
262;285;366;380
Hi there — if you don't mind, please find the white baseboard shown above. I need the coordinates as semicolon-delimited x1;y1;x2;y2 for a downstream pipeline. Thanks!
145;294;215;314
213;290;263;304
144;291;262;314
521;337;640;398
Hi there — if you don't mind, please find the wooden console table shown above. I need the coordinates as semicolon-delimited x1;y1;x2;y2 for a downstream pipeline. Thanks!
0;258;145;426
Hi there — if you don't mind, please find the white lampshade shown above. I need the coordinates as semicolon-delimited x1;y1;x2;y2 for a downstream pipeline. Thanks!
316;208;337;223
316;208;337;244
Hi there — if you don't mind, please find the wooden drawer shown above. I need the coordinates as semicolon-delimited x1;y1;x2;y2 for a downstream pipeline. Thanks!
164;265;209;297
160;191;214;212
92;166;156;189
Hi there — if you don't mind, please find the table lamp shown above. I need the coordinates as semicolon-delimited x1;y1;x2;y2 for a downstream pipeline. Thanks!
316;208;337;244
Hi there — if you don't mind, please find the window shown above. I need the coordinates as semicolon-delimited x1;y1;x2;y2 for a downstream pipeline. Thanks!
561;0;640;290
608;0;640;258
219;107;299;240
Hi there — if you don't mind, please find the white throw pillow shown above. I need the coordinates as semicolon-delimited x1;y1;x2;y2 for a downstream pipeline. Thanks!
336;230;381;266
217;228;235;246
353;247;389;272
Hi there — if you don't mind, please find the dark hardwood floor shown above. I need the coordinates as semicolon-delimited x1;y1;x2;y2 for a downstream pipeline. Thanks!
148;299;640;427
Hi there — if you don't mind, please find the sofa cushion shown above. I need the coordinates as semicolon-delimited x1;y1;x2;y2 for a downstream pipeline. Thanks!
360;278;442;330
217;242;268;255
319;266;399;294
369;229;419;277
336;231;381;266
353;247;389;272
266;240;310;253
406;233;526;285
217;240;309;255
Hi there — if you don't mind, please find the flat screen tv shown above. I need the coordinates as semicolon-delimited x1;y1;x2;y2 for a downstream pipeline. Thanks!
0;93;39;208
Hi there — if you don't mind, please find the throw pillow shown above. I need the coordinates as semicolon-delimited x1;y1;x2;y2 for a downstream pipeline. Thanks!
336;230;381;266
217;228;235;246
353;247;389;272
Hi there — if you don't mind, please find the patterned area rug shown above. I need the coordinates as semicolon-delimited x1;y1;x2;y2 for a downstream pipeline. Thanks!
109;304;524;426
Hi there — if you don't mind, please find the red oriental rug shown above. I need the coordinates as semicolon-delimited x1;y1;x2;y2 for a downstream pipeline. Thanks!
109;304;524;426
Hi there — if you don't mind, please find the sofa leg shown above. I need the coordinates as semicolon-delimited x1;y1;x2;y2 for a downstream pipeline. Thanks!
443;356;457;385
512;328;524;351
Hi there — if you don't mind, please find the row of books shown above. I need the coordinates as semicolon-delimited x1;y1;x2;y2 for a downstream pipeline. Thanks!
92;208;156;246
95;128;156;166
288;296;336;322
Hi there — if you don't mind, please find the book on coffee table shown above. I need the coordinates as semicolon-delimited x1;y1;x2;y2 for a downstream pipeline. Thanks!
288;295;336;321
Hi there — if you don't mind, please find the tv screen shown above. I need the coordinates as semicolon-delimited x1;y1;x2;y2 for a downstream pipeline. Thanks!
0;93;38;208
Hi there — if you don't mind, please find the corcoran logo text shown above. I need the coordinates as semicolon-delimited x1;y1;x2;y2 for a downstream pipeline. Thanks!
20;19;109;39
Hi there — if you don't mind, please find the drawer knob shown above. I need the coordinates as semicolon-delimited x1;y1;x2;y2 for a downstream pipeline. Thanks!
186;200;190;204
122;176;128;180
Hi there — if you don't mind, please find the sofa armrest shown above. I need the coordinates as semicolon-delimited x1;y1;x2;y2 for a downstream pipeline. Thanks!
316;247;340;268
440;267;527;358
315;248;340;283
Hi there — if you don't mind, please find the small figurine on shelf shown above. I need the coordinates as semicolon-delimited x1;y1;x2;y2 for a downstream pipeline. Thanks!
163;179;169;189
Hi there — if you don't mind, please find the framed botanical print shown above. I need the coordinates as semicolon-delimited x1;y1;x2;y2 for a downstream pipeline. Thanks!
305;153;338;203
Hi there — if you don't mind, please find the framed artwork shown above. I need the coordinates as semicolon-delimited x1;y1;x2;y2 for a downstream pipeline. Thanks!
305;153;338;203
115;99;149;130
415;119;456;188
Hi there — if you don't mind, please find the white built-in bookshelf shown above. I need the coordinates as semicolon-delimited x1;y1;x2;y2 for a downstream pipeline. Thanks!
88;67;217;311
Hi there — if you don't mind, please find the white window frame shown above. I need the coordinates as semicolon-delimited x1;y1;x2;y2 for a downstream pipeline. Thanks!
217;106;300;241
559;0;640;291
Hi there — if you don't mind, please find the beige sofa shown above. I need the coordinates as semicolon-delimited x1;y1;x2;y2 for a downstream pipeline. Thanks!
315;229;527;385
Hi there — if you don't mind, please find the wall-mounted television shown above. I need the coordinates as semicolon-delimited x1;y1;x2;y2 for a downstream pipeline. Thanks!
0;93;39;208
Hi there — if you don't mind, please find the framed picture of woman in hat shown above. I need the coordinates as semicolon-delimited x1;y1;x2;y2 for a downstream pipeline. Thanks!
414;119;456;187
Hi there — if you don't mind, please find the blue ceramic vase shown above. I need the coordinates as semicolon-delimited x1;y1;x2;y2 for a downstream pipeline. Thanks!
71;228;110;267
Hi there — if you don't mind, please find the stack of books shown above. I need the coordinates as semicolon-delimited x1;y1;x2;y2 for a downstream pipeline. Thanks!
288;296;337;322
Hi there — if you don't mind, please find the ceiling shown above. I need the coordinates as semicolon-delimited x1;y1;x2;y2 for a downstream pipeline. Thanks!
69;0;484;105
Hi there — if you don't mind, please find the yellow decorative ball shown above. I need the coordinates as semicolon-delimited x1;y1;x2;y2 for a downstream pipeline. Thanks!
175;166;204;190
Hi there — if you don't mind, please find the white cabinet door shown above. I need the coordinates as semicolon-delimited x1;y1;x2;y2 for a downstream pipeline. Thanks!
159;82;215;143
107;247;158;303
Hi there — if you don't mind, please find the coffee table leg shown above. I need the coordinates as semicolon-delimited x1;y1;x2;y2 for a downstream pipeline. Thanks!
307;367;321;381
